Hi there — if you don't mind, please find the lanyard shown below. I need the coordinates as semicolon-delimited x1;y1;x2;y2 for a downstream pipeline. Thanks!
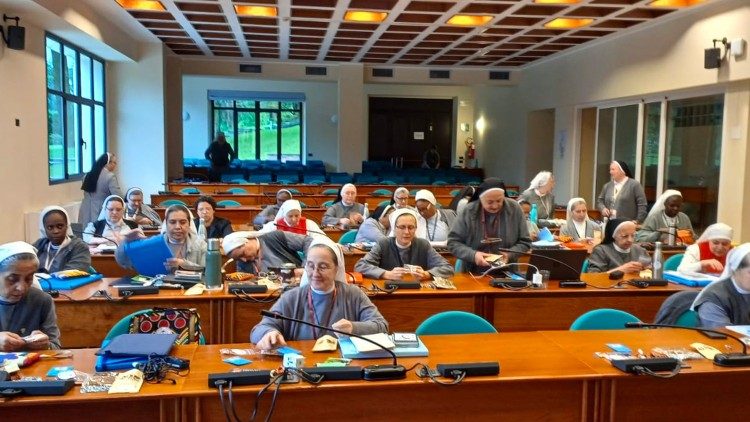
44;242;63;271
425;213;438;241
306;287;337;338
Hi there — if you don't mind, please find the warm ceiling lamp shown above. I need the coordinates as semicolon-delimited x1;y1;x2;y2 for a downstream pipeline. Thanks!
115;0;165;11
344;10;388;23
649;0;705;7
447;15;493;26
544;18;593;29
234;5;278;17
534;0;580;4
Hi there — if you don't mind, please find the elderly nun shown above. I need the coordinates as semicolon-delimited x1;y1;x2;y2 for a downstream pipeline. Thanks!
692;243;750;328
518;171;556;226
678;223;733;275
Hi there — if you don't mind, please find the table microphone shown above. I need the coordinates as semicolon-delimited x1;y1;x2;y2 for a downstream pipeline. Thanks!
624;322;750;367
493;246;582;277
71;228;120;246
259;310;406;380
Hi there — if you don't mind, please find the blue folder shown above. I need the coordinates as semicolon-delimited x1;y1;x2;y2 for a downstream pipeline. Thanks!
95;334;177;371
339;337;429;360
40;273;103;291
663;270;716;288
123;235;173;277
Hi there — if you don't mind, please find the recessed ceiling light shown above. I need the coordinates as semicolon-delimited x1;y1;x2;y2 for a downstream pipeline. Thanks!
544;18;594;29
534;0;580;4
234;5;278;17
649;0;705;7
115;0;165;11
447;15;493;26
344;10;388;23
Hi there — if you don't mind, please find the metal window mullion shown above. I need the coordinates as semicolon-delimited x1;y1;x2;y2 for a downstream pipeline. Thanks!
592;108;601;204
656;99;668;196
276;108;282;161
634;102;645;183
255;105;261;160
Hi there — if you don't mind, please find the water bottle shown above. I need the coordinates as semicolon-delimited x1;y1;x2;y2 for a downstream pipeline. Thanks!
204;238;222;290
198;218;207;241
667;225;676;246
652;241;664;279
363;203;369;220
529;204;538;224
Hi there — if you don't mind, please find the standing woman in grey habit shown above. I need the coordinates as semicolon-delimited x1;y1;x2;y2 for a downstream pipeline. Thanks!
78;153;123;227
518;171;556;227
596;160;647;223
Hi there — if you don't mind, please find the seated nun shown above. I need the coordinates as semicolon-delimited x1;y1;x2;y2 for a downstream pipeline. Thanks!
635;189;695;244
558;198;601;242
124;187;162;226
82;195;138;246
587;219;650;274
678;223;733;275
414;189;456;247
259;199;325;238
355;205;395;243
222;230;313;275
692;244;750;328
321;184;366;228
33;206;91;273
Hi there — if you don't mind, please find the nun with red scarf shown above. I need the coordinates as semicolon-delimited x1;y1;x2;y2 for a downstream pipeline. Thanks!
259;199;327;238
678;223;733;275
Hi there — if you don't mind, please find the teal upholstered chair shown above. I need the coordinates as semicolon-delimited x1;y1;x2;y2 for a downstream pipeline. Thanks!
322;200;335;208
581;258;590;273
338;229;358;244
179;187;200;194
372;189;393;197
227;187;248;194
569;308;640;331
663;254;684;272
416;311;497;336
159;199;187;207
674;310;699;327
454;259;464;274
378;199;390;207
322;188;339;195
217;199;242;207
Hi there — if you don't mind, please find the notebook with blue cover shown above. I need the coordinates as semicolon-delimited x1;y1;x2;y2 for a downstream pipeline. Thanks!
39;273;104;291
123;235;173;277
339;336;429;359
96;333;177;357
663;270;717;287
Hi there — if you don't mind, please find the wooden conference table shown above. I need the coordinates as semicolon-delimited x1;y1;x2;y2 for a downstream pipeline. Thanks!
4;330;749;421
54;273;691;348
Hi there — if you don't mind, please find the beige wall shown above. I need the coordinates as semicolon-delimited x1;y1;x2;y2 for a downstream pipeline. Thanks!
0;18;81;243
516;0;750;240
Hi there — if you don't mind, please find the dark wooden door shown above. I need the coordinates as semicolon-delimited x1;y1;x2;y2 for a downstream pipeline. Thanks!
368;97;453;168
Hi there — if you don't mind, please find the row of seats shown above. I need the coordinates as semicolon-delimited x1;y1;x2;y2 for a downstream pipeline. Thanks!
106;289;699;347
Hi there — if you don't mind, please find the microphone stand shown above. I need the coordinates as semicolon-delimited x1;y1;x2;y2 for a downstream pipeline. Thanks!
260;310;406;380
625;322;750;367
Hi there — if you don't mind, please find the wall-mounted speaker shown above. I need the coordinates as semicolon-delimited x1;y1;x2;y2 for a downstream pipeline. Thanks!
704;47;721;69
3;25;25;50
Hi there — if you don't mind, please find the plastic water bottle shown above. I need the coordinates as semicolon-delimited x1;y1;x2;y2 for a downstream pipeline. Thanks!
529;204;538;224
204;238;222;290
198;218;207;241
363;203;369;219
652;241;664;279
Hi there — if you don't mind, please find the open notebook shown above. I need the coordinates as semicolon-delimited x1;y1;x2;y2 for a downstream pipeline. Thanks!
339;333;428;359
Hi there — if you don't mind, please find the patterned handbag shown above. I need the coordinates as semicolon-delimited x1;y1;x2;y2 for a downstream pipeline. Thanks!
128;307;203;345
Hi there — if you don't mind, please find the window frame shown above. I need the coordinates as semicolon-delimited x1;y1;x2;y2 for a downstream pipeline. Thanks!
45;32;107;184
210;99;304;162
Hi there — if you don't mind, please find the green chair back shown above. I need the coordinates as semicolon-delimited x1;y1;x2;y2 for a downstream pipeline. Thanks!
322;188;339;195
180;187;200;194
322;200;335;208
663;253;684;272
338;229;358;244
159;199;187;207
227;187;248;194
674;310;699;327
569;308;640;331
581;258;590;273
416;311;497;336
217;199;242;207
372;189;393;197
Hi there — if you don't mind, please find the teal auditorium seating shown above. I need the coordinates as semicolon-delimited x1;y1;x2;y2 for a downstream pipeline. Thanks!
663;253;684;272
180;187;200;194
217;200;241;207
338;229;358;244
569;308;640;331
159;199;187;207
416;311;497;335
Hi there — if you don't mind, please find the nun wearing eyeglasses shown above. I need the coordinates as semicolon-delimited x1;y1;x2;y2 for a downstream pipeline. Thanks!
250;239;388;350
33;206;91;273
124;187;162;226
587;219;650;274
692;243;750;328
635;189;695;243
354;209;453;280
0;242;61;352
82;195;139;246
447;178;531;273
595;160;647;223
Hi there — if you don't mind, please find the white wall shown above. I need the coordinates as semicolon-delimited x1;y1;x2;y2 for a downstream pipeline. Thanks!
514;0;750;237
181;75;339;168
0;18;81;243
108;43;168;201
